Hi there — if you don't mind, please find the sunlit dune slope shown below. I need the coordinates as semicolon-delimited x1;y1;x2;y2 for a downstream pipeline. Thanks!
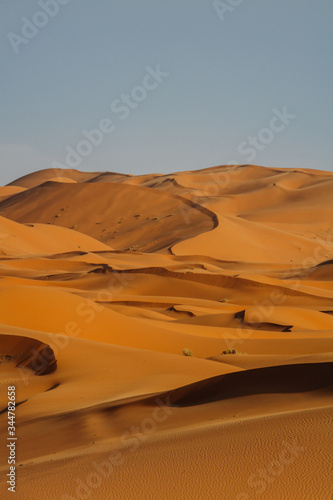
0;216;111;256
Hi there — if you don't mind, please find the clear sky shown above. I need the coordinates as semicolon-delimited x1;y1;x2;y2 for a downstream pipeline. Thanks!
0;0;332;185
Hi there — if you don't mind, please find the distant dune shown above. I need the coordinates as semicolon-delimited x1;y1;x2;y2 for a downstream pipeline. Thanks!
0;165;332;499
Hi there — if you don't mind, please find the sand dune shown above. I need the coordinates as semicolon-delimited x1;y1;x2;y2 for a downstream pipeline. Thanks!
0;216;111;256
163;362;333;406
0;165;332;499
0;182;216;252
0;186;26;204
7;168;105;188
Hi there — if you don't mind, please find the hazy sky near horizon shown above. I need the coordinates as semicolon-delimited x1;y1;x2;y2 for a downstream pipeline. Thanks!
0;0;332;186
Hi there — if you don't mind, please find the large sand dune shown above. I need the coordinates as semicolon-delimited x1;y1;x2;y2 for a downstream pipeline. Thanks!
0;165;332;499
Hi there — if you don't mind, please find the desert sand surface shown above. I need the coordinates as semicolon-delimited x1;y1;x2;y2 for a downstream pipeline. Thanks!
0;164;332;499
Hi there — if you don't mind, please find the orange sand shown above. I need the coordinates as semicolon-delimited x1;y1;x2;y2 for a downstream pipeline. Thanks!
0;165;332;499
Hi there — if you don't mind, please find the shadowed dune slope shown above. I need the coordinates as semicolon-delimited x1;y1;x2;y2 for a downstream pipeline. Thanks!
163;362;333;407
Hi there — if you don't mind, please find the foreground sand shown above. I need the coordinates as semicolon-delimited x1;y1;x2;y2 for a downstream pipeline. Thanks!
0;165;332;499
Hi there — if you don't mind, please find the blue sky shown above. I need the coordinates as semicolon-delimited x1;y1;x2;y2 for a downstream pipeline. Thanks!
0;0;332;185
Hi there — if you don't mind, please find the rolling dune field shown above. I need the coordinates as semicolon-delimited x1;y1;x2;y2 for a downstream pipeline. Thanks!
0;164;332;499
